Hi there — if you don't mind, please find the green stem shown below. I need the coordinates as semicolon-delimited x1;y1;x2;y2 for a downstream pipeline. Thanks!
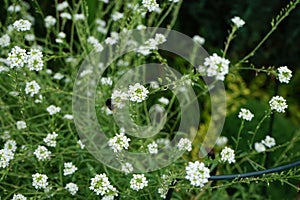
223;26;237;58
235;120;245;151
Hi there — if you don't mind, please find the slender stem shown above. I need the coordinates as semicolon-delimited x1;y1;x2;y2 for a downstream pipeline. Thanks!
223;26;236;58
235;120;245;151
250;110;271;146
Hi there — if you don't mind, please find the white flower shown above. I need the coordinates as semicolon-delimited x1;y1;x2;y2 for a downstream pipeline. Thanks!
63;162;78;176
137;25;146;30
32;173;48;190
0;149;14;168
65;182;79;195
193;35;205;45
4;140;17;152
254;142;266;152
121;162;134;174
16;120;27;130
158;97;169;105
25;80;41;96
8;5;21;12
111;90;128;109
90;173;118;197
185;161;210;187
87;36;104;52
238;108;254;121
156;138;170;147
101;77;113;86
261;135;276;148
216;136;228;146
25;34;35;42
177;138;192;152
74;13;85;21
147;141;158;154
130;174;148;191
77;140;85;149
13;19;31;31
0;34;10;47
128;83;149;103
269;96;288;113
199;53;230;81
56;1;69;11
63;114;74;120
44;16;56;28
43;132;58;147
0;66;9;73
53;72;64;80
58;32;66;39
111;12;124;21
169;0;180;3
150;81;159;89
11;194;27;200
220;147;236;164
46;105;61;115
7;46;27;68
108;132;131;153
277;66;292;84
60;12;72;20
142;0;159;12
154;33;167;44
231;16;245;28
33;145;51;161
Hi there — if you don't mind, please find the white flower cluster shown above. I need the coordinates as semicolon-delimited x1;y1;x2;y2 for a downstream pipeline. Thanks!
56;1;69;11
105;32;119;45
0;34;10;47
87;36;104;52
11;194;27;200
158;174;172;199
220;147;236;164
277;66;292;84
33;145;51;161
65;182;79;195
128;83;149;103
77;140;85;149
46;105;61;115
130;174;148;191
238;108;254;121
147;141;158;154
111;11;124;21
44;15;56;28
96;18;107;34
198;53;230;81
111;90;128;109
193;35;205;45
177;138;192;152
100;77;113;86
13;19;32;31
254;135;276;152
108;130;131;153
63;162;78;176
43;132;58;147
16;120;27;130
158;97;169;105
269;96;288;113
121;162;134;174
216;136;228;146
142;0;159;12
25;80;41;97
137;33;167;55
231;16;245;28
27;49;44;71
32;173;48;190
7;46;44;71
185;161;210;187
0;140;16;168
89;173;118;198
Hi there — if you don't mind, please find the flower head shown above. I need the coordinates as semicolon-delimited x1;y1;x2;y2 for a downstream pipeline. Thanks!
7;46;27;68
142;0;159;12
16;120;27;130
261;135;276;148
128;83;149;103
46;105;61;115
177;138;192;152
108;132;131;152
25;81;41;97
231;16;245;28
269;96;288;113
12;194;27;200
238;108;254;121
220;147;236;164
63;162;78;176
32;173;48;190
185;161;210;187
147;141;158;154
13;19;31;31
33;145;51;161
277;66;292;84
65;182;78;195
130;174;148;191
43;132;58;147
254;142;266;152
90;173;118;197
